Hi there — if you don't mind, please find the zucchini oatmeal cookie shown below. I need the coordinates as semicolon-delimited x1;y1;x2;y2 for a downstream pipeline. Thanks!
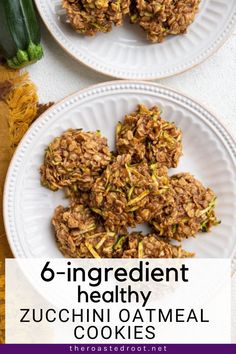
130;0;201;43
121;232;194;258
116;104;182;168
151;173;220;241
62;0;130;36
52;204;118;258
89;154;169;231
40;129;111;191
52;204;193;258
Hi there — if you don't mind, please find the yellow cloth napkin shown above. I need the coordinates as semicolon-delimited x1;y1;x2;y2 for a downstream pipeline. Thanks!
0;64;52;343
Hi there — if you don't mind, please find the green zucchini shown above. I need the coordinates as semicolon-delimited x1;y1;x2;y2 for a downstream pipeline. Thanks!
0;0;43;69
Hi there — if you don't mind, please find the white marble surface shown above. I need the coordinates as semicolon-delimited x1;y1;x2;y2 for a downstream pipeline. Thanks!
27;23;236;342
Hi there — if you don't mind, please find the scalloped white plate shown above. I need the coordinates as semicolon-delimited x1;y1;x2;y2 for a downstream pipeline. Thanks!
3;82;236;266
34;0;236;79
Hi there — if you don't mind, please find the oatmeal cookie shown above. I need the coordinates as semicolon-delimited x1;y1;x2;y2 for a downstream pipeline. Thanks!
90;154;168;231
151;173;220;241
52;204;118;258
116;104;182;168
62;0;130;36
121;232;194;258
130;0;201;43
40;129;111;191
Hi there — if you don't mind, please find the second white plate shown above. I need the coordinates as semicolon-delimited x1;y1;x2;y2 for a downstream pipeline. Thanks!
35;0;236;79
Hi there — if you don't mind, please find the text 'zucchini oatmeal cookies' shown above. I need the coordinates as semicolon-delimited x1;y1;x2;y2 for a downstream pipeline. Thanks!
116;104;182;168
62;0;131;36
130;0;201;43
40;129;111;191
90;154;169;231
151;173;220;241
121;232;194;258
53;204;118;258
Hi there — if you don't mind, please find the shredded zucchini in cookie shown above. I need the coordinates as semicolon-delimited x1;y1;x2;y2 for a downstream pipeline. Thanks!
89;154;168;231
40;129;111;192
121;232;194;258
62;0;130;36
116;104;182;168
52;204;118;258
130;0;201;43
151;173;220;241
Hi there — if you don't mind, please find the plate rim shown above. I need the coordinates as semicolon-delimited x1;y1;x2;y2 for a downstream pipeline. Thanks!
3;80;236;268
34;0;236;80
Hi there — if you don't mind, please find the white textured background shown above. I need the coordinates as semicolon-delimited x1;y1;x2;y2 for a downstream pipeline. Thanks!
27;24;236;342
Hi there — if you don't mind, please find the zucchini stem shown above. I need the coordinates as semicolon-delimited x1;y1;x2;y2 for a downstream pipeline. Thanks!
7;41;43;69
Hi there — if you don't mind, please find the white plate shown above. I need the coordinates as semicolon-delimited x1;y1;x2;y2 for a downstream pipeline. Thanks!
34;0;236;79
3;81;236;264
